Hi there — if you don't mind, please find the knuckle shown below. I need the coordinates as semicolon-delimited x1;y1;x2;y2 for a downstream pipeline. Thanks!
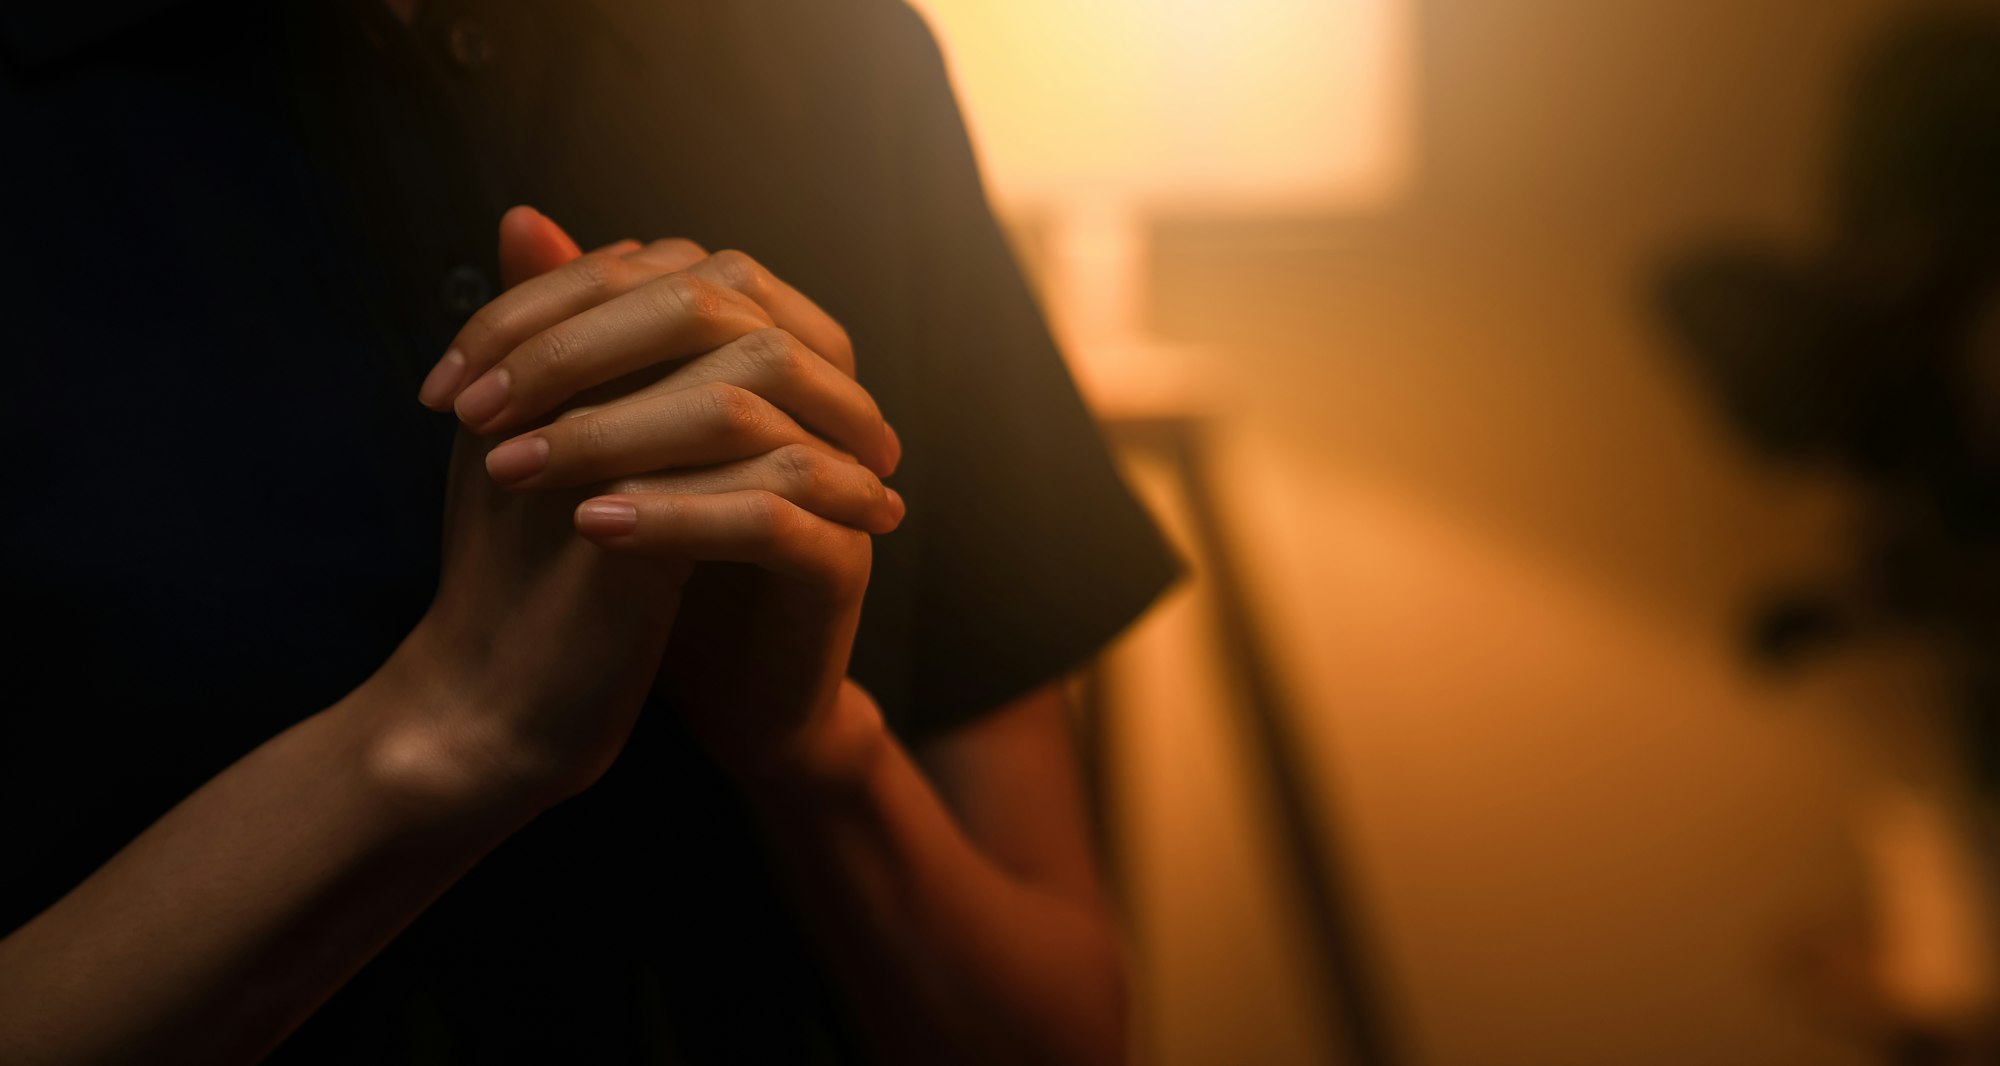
566;251;631;295
741;490;795;547
556;412;613;456
655;272;727;325
708;248;768;296
459;302;539;360
859;467;889;507
742;327;806;377
521;324;582;377
647;237;707;261
768;443;827;494
700;381;767;439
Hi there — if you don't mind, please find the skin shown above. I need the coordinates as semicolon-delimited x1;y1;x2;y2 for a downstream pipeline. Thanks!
0;207;1126;1065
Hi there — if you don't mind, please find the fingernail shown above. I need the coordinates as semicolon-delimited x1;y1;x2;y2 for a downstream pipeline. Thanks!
577;500;639;537
455;368;511;428
417;348;469;409
485;435;550;485
886;488;906;520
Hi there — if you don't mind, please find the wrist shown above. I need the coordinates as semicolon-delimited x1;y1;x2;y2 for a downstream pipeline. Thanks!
340;628;568;825
728;680;894;806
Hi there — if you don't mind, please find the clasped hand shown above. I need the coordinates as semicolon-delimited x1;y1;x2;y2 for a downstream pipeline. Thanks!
389;207;900;809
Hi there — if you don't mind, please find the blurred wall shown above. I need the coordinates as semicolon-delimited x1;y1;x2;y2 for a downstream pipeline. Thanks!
1021;1;1972;1063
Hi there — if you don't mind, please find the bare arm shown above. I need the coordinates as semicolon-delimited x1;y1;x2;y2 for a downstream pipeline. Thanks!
0;642;544;1064
0;210;910;1064
742;682;1127;1066
0;399;695;1064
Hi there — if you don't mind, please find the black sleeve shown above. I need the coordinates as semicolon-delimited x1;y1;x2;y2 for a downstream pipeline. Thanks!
877;3;1183;741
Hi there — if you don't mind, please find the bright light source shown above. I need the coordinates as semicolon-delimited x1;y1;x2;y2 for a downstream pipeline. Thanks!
908;0;1415;212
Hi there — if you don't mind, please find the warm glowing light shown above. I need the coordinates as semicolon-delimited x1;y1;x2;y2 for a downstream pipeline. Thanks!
907;0;1415;211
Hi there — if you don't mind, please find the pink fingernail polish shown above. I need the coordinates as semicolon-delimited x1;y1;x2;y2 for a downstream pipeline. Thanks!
455;368;511;427
577;500;639;537
485;436;550;485
417;348;469;409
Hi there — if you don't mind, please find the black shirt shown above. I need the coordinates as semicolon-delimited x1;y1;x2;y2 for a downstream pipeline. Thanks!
1;0;1177;1061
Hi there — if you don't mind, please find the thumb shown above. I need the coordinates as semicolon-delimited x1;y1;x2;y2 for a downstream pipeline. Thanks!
498;204;585;289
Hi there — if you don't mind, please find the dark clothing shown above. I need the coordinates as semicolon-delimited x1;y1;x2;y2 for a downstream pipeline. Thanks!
0;1;1177;1061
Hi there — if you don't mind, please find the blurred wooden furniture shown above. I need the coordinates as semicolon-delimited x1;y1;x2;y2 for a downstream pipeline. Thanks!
1080;411;1405;1066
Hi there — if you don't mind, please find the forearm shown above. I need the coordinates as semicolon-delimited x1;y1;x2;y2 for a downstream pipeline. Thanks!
743;692;1126;1066
0;645;541;1065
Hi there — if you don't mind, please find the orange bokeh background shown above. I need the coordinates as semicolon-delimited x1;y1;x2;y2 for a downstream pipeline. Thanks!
912;1;2000;1063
